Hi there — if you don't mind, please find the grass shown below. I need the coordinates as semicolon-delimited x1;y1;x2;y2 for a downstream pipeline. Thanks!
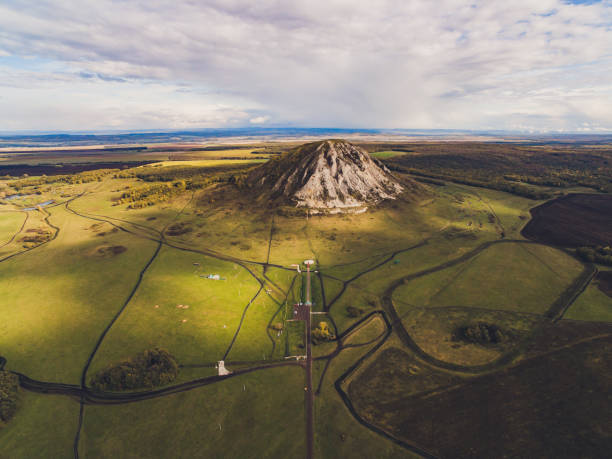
148;159;267;167
400;307;540;366
80;366;305;458
565;276;612;322
0;203;159;383
86;245;263;377
393;242;584;315
370;150;408;159
314;321;417;459
0;392;78;459
1;159;606;458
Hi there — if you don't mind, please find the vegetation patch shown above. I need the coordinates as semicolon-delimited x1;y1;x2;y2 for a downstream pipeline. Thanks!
114;181;188;208
9;168;118;189
165;222;192;236
0;370;19;427
311;321;336;344
576;246;612;266
349;336;612;459
400;307;537;366
349;348;461;409
381;141;612;197
453;322;512;345
346;306;365;318
95;245;127;257
19;228;53;248
89;348;178;391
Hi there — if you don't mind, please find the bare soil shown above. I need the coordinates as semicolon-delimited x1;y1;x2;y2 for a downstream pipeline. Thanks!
595;271;612;298
521;193;612;247
0;161;154;177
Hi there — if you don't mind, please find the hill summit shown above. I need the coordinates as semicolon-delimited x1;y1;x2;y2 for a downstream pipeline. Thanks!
246;139;406;210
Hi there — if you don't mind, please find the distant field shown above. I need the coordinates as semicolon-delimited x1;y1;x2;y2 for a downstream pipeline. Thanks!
148;158;266;168
370;150;407;159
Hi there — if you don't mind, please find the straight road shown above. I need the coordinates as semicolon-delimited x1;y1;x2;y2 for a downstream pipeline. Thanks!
304;263;314;459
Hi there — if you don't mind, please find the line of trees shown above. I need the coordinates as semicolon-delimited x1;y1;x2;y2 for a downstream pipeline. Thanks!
114;181;188;208
10;169;119;191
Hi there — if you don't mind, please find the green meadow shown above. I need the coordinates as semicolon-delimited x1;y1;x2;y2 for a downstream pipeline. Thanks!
1;156;610;458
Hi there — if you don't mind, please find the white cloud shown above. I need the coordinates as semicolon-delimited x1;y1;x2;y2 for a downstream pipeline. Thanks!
249;115;270;124
0;0;610;131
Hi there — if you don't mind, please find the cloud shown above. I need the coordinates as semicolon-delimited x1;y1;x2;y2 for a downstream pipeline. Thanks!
0;0;610;131
249;115;271;124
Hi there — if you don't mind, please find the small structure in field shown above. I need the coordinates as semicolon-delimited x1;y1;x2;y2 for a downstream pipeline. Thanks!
217;360;231;376
200;274;225;280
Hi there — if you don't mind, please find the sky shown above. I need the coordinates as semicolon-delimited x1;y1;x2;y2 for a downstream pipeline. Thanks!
0;0;611;132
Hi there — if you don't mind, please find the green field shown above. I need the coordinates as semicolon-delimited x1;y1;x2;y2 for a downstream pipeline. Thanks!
1;152;610;458
393;242;584;314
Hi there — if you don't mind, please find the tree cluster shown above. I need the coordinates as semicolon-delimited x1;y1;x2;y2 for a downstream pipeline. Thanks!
114;181;188;208
89;348;179;392
311;321;336;344
454;323;508;345
576;246;612;266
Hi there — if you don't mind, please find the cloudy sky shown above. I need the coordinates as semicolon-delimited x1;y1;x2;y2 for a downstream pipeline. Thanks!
0;0;611;132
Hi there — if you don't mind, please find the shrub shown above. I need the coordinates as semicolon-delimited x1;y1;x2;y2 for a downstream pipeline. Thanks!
576;246;612;266
89;348;179;392
454;323;508;345
0;370;19;425
346;306;364;318
311;321;336;344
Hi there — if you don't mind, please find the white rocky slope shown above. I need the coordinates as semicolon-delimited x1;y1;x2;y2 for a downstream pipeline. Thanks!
248;140;404;209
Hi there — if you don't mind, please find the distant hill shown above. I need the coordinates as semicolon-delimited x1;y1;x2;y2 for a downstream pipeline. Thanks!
246;139;419;210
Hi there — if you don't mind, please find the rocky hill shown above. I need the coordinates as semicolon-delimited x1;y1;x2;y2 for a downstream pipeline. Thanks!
246;139;415;210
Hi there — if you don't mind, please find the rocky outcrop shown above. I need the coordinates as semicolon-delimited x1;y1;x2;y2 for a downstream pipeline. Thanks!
247;139;406;209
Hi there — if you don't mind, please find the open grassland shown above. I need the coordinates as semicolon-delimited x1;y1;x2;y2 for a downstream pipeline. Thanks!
0;211;25;241
0;204;159;383
0;392;78;459
393;242;584;314
399;307;541;366
86;246;263;378
565;275;612;322
0;211;26;255
80;366;305;459
149;159;266;168
370;150;408;159
1;148;611;459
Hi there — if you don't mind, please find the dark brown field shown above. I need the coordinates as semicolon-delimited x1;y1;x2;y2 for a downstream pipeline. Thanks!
0;161;154;177
595;271;612;298
521;193;612;247
349;321;612;459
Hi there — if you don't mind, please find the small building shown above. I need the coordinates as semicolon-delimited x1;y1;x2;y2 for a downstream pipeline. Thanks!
217;360;231;376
